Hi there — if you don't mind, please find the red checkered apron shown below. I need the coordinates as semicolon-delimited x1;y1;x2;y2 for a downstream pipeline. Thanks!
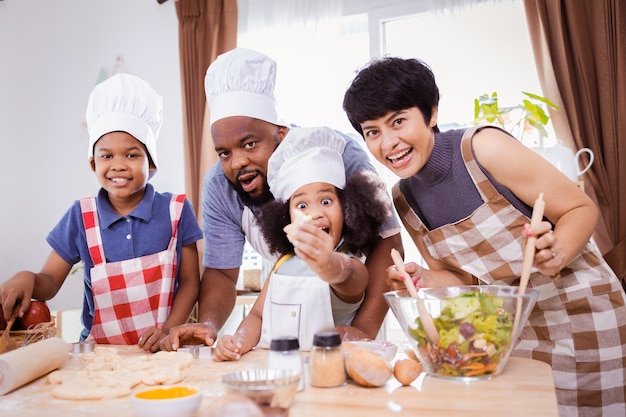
80;194;186;345
393;127;626;417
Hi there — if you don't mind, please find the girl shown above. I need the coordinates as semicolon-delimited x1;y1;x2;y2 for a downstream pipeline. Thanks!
213;126;390;360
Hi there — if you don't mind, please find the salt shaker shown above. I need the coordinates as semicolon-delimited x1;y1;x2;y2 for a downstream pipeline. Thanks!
268;336;305;391
309;331;346;388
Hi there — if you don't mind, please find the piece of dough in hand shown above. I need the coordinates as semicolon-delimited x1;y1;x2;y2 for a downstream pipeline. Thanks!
283;210;312;242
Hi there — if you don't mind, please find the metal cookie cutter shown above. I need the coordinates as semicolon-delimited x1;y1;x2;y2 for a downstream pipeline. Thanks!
178;344;212;359
72;340;95;354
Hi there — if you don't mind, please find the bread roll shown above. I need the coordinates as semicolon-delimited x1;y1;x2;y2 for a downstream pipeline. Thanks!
344;346;392;387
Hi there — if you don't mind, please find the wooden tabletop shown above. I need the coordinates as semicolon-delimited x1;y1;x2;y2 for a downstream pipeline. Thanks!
0;345;559;417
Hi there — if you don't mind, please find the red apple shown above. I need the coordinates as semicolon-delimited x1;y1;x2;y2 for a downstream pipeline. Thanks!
17;300;51;330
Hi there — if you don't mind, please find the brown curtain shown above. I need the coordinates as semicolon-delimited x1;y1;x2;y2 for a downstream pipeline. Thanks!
176;0;238;220
523;0;626;278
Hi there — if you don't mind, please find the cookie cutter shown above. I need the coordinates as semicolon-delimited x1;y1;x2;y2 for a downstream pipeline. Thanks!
178;344;212;359
72;340;95;354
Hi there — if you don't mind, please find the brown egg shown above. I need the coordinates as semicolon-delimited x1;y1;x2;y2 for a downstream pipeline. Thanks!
393;359;423;386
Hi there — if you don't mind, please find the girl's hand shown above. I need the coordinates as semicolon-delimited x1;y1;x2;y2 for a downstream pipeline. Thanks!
522;221;563;278
290;223;335;273
213;334;244;362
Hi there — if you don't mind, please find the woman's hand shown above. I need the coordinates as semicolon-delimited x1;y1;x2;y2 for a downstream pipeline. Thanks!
386;261;424;293
522;221;564;278
386;261;470;290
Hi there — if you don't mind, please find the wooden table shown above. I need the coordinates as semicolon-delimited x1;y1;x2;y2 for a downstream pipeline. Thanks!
0;345;559;417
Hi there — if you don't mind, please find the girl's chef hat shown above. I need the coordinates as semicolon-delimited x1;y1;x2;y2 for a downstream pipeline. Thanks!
268;126;346;201
85;73;162;174
205;47;285;127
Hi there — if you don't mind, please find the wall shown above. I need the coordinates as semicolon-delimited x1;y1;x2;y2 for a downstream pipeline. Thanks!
0;0;183;311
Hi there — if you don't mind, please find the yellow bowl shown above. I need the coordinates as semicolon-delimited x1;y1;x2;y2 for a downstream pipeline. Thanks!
384;285;538;381
131;385;201;417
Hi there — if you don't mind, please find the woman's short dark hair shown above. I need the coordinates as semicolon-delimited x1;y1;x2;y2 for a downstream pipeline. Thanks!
256;170;391;258
343;56;440;136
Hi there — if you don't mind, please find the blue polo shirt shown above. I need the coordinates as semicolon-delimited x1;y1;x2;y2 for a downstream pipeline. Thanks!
46;183;203;340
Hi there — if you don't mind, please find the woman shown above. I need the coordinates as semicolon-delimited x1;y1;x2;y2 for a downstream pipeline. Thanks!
343;56;626;417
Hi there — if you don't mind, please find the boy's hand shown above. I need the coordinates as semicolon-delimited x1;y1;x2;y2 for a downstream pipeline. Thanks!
0;271;36;319
138;327;166;352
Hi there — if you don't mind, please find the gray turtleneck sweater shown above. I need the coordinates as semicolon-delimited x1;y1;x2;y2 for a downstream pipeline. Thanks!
398;128;532;231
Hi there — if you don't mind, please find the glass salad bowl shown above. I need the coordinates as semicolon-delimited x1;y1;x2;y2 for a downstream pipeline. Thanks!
385;285;539;381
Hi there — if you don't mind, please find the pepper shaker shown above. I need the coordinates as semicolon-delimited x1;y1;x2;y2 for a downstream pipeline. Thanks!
268;336;305;391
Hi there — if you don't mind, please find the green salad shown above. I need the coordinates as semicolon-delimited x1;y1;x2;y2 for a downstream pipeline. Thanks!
408;291;514;378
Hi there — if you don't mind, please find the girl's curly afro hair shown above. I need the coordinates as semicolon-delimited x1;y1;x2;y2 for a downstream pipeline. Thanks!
256;170;391;258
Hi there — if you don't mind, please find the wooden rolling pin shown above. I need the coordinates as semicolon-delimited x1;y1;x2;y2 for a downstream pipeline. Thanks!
0;337;71;395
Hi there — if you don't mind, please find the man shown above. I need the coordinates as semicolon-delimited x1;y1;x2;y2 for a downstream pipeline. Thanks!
160;48;402;351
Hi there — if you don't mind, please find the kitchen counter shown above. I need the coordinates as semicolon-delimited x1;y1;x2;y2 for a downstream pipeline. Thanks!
0;344;559;417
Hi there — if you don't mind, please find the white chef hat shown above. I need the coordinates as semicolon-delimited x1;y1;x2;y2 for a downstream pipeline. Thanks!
205;48;285;127
85;73;163;174
268;126;346;201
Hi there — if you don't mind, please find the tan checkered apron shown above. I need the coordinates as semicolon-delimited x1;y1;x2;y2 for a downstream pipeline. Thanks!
80;194;185;345
393;127;626;417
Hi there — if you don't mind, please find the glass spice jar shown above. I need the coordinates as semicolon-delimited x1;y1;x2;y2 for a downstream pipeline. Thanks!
309;331;346;388
268;336;305;391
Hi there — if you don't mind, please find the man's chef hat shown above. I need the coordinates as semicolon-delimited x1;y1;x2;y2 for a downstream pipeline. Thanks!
85;73;163;173
268;126;346;201
205;48;285;127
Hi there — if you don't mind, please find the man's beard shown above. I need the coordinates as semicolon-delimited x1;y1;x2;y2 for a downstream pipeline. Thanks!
231;176;275;208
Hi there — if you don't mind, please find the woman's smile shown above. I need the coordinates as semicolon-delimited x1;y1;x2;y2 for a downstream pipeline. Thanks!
386;146;414;169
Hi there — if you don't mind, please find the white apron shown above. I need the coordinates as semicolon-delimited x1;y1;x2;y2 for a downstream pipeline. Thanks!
258;255;335;351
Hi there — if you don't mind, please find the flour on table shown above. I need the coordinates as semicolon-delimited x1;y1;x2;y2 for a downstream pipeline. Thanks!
47;346;194;400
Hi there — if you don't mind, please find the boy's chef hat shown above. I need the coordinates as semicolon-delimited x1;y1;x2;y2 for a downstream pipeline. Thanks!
85;73;162;172
268;126;346;201
205;48;285;127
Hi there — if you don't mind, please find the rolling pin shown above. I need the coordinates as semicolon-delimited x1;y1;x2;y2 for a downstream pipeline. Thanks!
0;337;71;395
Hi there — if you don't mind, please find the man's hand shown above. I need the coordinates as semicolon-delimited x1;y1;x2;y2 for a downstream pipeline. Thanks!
159;322;217;351
336;324;369;341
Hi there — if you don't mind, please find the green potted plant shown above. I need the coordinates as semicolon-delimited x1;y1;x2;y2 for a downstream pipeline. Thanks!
472;91;558;146
472;92;594;182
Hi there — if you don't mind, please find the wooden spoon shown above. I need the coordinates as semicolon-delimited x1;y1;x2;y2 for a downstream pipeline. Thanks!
391;249;440;345
512;193;545;336
0;302;21;354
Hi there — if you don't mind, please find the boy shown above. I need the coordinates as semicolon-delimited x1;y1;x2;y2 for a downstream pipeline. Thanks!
0;74;202;352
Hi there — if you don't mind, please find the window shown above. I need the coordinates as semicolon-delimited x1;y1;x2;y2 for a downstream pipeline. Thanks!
374;1;544;132
237;0;544;269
